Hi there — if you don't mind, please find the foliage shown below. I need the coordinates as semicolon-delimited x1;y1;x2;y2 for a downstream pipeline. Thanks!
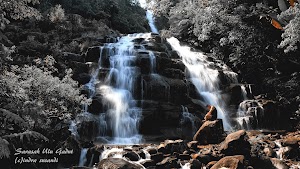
0;56;86;123
49;4;65;23
57;0;148;33
0;137;10;159
2;130;49;143
153;0;278;77
0;108;29;130
278;3;300;53
0;0;41;29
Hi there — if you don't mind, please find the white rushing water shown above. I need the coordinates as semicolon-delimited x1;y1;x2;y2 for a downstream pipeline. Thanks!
167;37;233;130
81;34;160;144
100;35;144;144
79;148;88;167
139;0;159;34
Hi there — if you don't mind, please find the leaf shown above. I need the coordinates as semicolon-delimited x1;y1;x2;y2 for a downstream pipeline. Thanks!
2;130;49;143
0;108;29;129
0;137;10;159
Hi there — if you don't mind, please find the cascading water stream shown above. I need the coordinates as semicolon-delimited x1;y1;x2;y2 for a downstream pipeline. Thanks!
98;35;144;144
167;38;235;130
139;0;159;34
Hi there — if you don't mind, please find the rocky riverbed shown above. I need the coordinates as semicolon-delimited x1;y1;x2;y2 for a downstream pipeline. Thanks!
71;128;300;169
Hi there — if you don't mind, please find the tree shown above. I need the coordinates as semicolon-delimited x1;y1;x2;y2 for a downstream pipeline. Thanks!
0;0;41;29
278;3;300;53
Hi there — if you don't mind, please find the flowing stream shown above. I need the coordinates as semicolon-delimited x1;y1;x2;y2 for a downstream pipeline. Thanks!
167;37;237;130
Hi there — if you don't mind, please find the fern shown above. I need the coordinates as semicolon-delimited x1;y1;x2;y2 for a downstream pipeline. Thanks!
0;108;29;129
0;137;10;159
2;130;49;143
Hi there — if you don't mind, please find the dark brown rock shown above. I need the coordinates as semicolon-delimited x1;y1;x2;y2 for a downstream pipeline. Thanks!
178;154;191;160
187;141;199;150
220;130;250;156
162;139;186;154
210;155;245;169
140;160;156;168
189;159;202;169
85;46;101;62
86;145;104;167
150;153;164;163
193;119;225;144
156;156;179;168
123;151;140;161
269;158;289;169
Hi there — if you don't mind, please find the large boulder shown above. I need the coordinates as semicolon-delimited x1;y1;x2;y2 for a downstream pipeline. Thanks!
193;119;225;144
219;130;251;156
210;155;245;169
76;113;101;141
158;140;186;154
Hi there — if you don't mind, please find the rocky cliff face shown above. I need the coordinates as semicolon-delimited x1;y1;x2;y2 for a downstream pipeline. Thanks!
71;32;288;144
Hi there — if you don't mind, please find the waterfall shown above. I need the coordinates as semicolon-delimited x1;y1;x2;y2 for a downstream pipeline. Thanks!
146;10;159;34
79;148;88;166
167;37;234;130
139;0;159;34
98;35;144;144
180;106;197;133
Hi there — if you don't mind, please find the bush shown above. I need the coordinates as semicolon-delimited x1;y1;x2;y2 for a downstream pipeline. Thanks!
49;4;65;23
0;0;41;28
0;56;86;126
278;3;300;53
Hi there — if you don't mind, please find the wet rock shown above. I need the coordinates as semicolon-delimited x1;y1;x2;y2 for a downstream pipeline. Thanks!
280;136;300;159
85;46;101;62
156;156;179;168
198;154;212;165
123;151;140;161
139;101;182;135
70;61;90;75
157;57;185;73
220;130;251;156
77;114;100;141
141;75;187;103
138;151;146;159
206;161;218;168
211;155;245;169
97;158;143;169
147;148;158;155
178;154;191;160
269;158;289;169
86;145;104;166
236;99;281;129
88;96;105;115
187;141;199;150
263;147;276;157
193;119;225;144
136;55;152;74
160;139;186;154
189;159;202;169
227;84;245;105
142;41;166;53
150;153;164;163
161;68;184;79
73;73;91;85
140;160;156;168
